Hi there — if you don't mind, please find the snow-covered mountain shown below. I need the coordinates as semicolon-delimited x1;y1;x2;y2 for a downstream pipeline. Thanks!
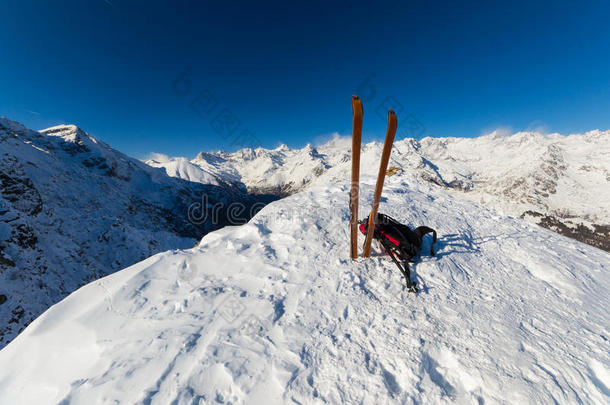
147;130;610;251
0;118;273;348
146;143;333;197
1;174;608;404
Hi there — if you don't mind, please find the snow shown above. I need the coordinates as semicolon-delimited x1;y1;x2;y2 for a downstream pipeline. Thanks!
146;153;224;186
415;130;610;227
1;172;608;404
0;117;257;348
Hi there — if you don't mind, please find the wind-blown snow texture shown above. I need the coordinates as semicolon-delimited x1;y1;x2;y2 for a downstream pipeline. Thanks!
147;131;610;251
1;172;608;404
0;118;270;349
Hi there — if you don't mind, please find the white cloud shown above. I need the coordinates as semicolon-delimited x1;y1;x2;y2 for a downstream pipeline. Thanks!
313;132;350;147
144;152;172;163
481;126;513;137
526;121;550;134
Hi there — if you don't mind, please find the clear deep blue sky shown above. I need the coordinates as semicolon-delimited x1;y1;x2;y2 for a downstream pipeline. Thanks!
2;1;609;158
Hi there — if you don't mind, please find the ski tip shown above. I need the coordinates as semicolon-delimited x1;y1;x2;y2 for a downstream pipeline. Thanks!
388;110;398;127
352;95;364;115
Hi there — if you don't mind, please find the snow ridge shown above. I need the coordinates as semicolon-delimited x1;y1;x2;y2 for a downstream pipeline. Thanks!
0;173;608;404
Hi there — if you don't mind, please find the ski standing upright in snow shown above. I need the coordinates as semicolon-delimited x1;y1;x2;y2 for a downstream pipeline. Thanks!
350;95;363;259
362;109;397;258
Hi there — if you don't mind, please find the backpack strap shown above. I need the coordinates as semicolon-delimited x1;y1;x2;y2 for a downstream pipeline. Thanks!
378;238;418;293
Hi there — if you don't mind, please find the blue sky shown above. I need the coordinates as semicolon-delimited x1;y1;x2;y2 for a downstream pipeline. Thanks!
1;1;609;158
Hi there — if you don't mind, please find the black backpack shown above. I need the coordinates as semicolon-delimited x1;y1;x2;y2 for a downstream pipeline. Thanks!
359;213;437;293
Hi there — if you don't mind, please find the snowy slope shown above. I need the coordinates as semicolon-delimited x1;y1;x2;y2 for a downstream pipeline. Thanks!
0;118;270;349
1;173;608;404
415;130;610;249
146;153;228;188
148;131;610;250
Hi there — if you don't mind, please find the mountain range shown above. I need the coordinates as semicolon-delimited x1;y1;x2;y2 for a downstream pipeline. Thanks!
0;118;274;348
147;130;609;251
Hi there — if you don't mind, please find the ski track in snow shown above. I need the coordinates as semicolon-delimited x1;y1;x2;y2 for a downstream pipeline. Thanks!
0;175;609;404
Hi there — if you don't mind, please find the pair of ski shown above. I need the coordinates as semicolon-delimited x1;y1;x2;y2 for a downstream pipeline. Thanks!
350;95;416;291
349;95;397;259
